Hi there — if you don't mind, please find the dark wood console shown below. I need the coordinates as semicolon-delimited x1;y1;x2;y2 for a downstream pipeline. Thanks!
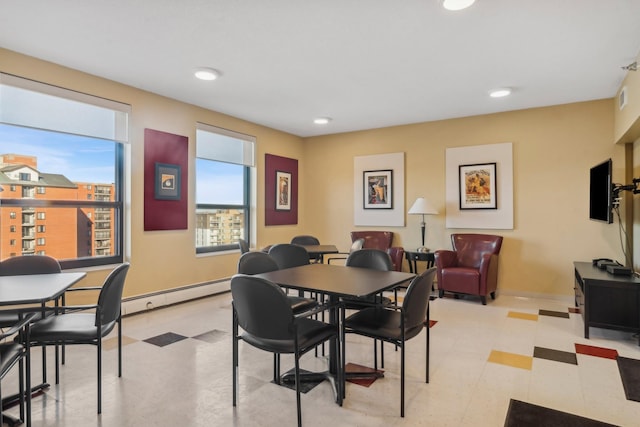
574;261;640;345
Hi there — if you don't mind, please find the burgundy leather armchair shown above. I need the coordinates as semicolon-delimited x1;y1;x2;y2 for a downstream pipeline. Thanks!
350;231;405;271
434;233;503;305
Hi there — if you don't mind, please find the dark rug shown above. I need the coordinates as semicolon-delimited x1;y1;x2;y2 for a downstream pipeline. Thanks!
504;399;618;427
617;356;640;402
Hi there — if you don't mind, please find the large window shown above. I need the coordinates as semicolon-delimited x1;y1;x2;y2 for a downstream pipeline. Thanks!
0;73;129;269
195;123;254;254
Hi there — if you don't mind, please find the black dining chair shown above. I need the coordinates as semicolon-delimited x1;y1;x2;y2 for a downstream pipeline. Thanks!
28;262;130;414
0;313;35;427
268;243;311;269
343;267;435;417
326;238;365;265
237;238;250;254
290;235;323;263
0;255;62;385
231;274;341;427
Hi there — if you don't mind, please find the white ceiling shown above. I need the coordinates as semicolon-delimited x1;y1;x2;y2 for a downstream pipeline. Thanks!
2;0;640;137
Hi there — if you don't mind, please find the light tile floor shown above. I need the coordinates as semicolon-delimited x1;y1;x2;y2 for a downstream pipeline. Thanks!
4;291;640;426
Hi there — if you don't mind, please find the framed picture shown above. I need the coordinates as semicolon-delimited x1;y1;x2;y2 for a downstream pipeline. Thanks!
276;170;292;211
363;169;393;209
154;162;181;200
459;162;497;209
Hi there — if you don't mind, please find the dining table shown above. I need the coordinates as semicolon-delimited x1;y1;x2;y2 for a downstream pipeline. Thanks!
295;244;339;263
0;271;86;423
254;263;415;399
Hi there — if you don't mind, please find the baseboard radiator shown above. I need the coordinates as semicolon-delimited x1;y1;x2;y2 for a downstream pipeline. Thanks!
121;278;231;316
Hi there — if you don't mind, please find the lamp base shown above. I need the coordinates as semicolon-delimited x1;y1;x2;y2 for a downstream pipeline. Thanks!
416;246;430;253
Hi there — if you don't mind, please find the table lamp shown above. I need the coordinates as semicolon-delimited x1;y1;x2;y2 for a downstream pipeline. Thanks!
408;197;438;252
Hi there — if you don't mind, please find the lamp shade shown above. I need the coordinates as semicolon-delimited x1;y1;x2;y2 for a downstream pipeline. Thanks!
408;197;438;215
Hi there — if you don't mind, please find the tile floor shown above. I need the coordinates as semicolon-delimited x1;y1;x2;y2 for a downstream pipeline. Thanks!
4;289;640;426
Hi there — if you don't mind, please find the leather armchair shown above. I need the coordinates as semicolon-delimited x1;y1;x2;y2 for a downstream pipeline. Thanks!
434;233;503;305
350;231;405;271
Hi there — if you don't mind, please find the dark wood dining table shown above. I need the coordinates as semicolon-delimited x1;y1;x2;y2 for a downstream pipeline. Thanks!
295;244;339;263
254;263;415;395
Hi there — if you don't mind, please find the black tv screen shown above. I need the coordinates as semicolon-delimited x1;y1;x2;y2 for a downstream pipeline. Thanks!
589;158;613;223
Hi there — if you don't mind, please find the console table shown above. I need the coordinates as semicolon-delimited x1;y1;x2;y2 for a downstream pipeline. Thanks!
405;250;435;274
574;261;640;345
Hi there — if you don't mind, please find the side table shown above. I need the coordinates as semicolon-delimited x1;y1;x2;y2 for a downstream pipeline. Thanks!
405;250;435;274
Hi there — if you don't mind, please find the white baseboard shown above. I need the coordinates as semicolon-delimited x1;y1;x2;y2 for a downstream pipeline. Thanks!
121;279;231;316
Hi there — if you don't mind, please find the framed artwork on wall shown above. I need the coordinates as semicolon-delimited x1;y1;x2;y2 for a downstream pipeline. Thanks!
459;162;497;210
275;170;292;211
363;169;393;209
154;163;181;200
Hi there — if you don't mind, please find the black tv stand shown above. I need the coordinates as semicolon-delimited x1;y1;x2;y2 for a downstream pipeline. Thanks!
574;262;640;346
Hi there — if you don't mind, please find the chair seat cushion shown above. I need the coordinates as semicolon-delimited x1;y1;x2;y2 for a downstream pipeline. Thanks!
30;313;116;344
241;317;336;354
345;307;424;342
440;267;480;293
287;296;318;314
0;342;24;377
0;310;52;328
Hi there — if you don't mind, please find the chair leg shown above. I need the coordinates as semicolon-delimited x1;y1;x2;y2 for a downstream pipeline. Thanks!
480;295;487;305
232;308;238;407
426;305;430;383
373;340;378;371
97;336;102;414
380;340;385;369
294;352;302;427
118;316;122;377
400;341;405;418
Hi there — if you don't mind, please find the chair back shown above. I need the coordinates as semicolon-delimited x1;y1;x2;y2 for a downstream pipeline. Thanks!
0;255;61;276
350;231;393;251
231;274;294;340
95;263;130;327
350;238;365;253
268;243;310;269
451;234;503;269
403;267;436;330
237;239;250;254
345;249;393;271
290;235;320;245
237;252;279;275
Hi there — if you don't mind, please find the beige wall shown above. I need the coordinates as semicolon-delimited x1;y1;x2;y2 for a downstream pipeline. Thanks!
303;100;624;297
1;48;307;297
1;47;630;300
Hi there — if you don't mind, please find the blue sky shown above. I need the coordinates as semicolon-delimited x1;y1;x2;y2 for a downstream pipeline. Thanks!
0;124;245;204
0;124;115;184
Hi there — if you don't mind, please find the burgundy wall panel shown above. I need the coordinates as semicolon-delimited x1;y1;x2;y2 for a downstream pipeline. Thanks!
144;128;188;231
265;153;298;225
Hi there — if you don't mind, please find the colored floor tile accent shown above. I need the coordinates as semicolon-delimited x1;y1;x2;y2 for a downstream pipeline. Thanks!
504;399;619;427
617;356;640;402
103;335;137;351
539;309;570;319
428;320;437;328
533;346;578;365
144;332;188;347
575;343;619;360
275;368;323;393
569;307;580;313
488;350;533;370
192;329;227;344
507;311;539;321
345;363;384;387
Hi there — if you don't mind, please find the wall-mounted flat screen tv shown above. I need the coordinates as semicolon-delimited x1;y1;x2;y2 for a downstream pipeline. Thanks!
589;158;613;223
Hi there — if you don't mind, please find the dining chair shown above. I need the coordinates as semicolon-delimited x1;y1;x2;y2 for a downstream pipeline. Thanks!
237;238;250;254
231;274;341;427
343;267;435;417
326;238;365;265
27;262;130;414
268;243;311;269
0;255;62;385
290;235;323;263
0;313;35;427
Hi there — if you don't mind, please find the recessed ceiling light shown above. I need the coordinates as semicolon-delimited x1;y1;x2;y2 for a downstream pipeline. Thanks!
442;0;476;11
313;117;332;125
194;67;221;81
489;88;512;98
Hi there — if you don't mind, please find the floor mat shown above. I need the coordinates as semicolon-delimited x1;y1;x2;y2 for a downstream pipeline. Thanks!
617;356;640;402
503;399;618;427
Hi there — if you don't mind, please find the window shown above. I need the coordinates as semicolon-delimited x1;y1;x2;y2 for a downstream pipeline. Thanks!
9;212;16;219
0;73;129;268
195;123;255;253
9;239;15;246
9;226;15;232
10;185;15;191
